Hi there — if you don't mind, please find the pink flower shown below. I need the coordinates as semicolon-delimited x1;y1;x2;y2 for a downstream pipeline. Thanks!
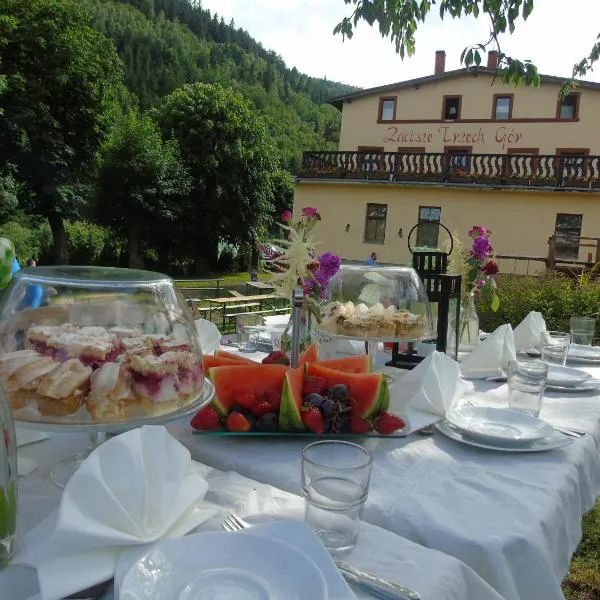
476;279;487;289
281;210;293;223
302;207;321;220
482;260;499;276
468;225;490;239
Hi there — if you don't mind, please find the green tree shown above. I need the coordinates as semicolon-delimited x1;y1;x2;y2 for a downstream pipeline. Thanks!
155;82;280;274
0;0;123;263
95;111;191;268
335;0;599;92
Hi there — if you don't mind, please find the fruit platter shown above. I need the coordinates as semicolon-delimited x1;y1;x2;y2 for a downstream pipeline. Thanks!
190;343;406;437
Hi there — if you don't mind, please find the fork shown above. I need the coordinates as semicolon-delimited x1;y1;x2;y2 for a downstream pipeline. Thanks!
462;400;585;438
221;513;421;600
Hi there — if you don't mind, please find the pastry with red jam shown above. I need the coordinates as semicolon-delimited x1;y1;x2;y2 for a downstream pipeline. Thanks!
36;358;92;416
87;362;132;421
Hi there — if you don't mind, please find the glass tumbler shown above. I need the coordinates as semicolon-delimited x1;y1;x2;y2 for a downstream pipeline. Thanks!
570;317;595;346
507;359;548;417
301;440;372;555
540;331;571;366
236;313;263;352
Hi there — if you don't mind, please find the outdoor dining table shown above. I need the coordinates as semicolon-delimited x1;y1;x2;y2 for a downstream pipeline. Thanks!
245;280;275;295
207;293;286;330
3;428;505;600
170;345;600;600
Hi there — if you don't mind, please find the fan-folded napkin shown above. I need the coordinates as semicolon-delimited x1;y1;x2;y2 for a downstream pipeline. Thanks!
389;351;468;432
460;324;516;379
513;311;547;352
13;425;216;600
195;318;221;355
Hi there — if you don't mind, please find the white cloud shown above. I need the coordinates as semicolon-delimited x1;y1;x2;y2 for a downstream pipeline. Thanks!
200;0;600;88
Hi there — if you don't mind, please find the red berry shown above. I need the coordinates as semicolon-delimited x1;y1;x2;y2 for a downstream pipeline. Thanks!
374;412;406;435
303;375;326;396
262;351;290;366
236;392;257;410
190;405;221;431
251;400;273;418
301;405;325;434
226;411;252;433
350;417;373;434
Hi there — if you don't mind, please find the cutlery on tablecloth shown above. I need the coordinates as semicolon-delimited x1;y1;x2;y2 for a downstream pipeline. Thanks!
221;513;421;600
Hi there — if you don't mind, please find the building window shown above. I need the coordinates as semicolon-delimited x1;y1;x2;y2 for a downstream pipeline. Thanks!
416;206;441;248
442;96;461;120
445;146;472;175
493;95;513;120
554;213;582;260
364;203;387;244
378;97;396;121
558;93;579;119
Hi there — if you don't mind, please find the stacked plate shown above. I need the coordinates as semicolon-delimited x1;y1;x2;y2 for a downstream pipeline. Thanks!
118;530;328;600
437;406;574;452
546;365;600;392
527;344;600;365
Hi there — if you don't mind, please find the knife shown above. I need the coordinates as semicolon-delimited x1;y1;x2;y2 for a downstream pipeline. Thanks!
335;561;421;600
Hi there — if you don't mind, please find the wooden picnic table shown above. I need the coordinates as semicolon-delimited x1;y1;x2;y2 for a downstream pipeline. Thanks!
175;278;224;299
245;281;275;295
207;294;287;330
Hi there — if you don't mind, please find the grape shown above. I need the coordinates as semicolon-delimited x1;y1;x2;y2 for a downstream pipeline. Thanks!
255;413;278;432
330;384;348;400
304;393;325;408
321;399;336;419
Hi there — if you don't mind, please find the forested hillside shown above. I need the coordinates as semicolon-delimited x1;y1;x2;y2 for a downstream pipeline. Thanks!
80;0;357;168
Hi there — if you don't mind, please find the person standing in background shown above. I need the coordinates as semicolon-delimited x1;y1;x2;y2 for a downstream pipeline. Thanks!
26;258;37;267
366;252;378;266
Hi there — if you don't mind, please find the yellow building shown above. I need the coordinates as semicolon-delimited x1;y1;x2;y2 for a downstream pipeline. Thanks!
293;51;600;272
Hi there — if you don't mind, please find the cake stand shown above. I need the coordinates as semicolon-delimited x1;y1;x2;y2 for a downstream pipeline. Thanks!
14;378;214;488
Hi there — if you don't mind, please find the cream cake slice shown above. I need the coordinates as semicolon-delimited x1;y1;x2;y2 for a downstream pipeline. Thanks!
3;355;60;410
158;351;204;399
127;353;180;414
36;359;92;416
87;362;132;421
47;332;120;367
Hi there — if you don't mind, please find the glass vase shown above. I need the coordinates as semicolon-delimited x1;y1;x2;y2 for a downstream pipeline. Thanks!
459;293;480;353
282;304;314;356
0;383;17;568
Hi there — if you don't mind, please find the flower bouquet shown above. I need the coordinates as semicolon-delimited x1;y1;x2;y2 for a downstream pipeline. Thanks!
262;207;341;350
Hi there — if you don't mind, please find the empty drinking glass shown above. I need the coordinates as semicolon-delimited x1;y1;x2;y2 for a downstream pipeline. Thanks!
236;313;263;352
540;331;571;366
301;440;372;555
507;359;548;417
570;317;595;346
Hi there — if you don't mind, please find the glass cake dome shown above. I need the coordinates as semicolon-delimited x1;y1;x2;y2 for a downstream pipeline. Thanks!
317;264;434;341
0;266;209;427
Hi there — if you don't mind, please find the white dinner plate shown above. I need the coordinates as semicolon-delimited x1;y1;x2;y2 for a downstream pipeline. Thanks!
435;420;575;453
547;365;592;387
545;378;600;393
445;406;554;446
565;344;600;363
119;531;327;600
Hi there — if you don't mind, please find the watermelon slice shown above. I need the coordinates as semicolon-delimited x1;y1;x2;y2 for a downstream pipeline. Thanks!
203;355;248;371
279;368;305;432
314;355;371;373
304;363;389;418
209;364;288;417
297;343;318;367
215;350;255;364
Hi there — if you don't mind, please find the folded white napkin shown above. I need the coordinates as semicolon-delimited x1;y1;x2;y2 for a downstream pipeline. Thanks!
15;426;49;447
389;351;468;432
195;318;221;355
513;311;547;352
460;324;516;379
263;314;290;328
13;425;215;600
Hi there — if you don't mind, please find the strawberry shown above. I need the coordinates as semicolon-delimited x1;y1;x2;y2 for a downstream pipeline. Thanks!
262;351;290;366
236;392;257;410
226;410;252;432
303;375;326;396
190;405;221;431
350;417;373;434
252;400;274;418
301;405;325;434
374;412;406;435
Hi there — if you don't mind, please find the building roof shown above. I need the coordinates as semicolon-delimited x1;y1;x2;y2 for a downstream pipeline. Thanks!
328;67;600;110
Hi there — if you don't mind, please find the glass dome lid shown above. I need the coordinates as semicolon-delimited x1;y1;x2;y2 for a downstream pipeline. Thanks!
0;266;206;425
318;264;434;341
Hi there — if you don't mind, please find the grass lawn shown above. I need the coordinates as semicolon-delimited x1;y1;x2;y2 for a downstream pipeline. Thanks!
174;272;272;287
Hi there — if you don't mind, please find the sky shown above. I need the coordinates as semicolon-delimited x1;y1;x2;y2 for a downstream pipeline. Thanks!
200;0;600;89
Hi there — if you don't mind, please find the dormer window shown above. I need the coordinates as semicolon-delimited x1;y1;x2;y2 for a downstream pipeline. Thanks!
378;97;396;121
442;96;461;120
558;93;579;119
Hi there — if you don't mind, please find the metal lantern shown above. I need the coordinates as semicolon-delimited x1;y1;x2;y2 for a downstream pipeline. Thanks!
386;220;462;369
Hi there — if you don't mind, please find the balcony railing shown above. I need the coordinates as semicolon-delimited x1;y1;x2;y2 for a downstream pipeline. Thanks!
299;151;600;190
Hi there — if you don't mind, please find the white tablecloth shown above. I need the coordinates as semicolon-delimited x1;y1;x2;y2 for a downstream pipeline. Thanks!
173;347;600;600
1;431;504;600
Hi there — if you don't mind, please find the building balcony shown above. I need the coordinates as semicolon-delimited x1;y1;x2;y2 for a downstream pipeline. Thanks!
299;151;600;191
